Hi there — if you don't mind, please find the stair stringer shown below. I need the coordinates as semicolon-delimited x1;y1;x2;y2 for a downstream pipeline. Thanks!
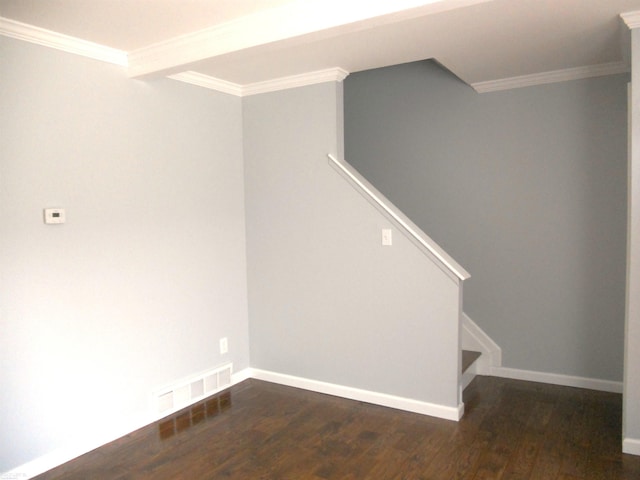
461;312;502;375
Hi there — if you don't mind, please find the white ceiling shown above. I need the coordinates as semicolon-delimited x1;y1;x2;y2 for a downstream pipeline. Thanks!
1;0;640;91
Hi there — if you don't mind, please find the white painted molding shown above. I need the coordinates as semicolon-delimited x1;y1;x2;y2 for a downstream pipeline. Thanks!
328;153;470;282
231;367;253;385
0;17;128;66
126;1;353;77
169;68;349;97
461;312;501;375
0;17;346;98
5;362;626;477
3;367;252;479
168;71;244;96
622;11;640;30
250;368;463;421
126;0;489;78
472;61;630;93
2;412;155;480
623;438;640;456
242;68;349;96
490;366;623;394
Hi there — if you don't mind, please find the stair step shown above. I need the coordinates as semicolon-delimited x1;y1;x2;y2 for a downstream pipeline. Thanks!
462;350;481;374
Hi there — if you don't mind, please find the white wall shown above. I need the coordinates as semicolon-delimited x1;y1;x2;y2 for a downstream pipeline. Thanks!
0;37;249;472
243;82;462;409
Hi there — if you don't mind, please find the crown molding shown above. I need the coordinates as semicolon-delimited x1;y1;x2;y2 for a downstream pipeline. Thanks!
621;11;640;29
125;1;344;78
0;13;347;98
169;68;349;97
167;72;244;96
242;68;349;96
471;61;630;93
126;0;487;78
0;16;128;66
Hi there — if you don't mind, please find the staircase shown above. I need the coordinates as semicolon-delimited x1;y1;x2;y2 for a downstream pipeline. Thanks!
462;350;481;390
328;153;473;417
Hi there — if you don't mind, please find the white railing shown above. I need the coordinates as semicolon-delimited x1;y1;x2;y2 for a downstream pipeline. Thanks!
328;153;470;283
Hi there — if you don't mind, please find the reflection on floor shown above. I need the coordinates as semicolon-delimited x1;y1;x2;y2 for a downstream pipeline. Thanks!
34;376;640;479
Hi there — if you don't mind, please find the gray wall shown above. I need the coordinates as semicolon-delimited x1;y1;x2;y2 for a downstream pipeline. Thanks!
244;82;461;407
0;37;249;472
345;61;628;381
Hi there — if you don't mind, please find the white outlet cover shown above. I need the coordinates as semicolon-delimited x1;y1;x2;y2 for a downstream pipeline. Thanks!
219;337;228;354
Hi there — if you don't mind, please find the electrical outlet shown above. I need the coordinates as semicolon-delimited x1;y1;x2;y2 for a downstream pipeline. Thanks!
219;337;228;355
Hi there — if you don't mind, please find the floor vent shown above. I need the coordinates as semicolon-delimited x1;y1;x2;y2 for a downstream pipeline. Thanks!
154;363;233;416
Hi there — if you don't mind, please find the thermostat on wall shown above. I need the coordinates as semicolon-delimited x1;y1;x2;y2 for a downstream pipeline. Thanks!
44;208;65;224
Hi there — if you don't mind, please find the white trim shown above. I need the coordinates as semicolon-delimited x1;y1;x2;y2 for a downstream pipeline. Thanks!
3;367;251;479
490;366;623;394
231;367;253;385
126;0;489;78
6;363;626;477
0;17;128;66
1;414;155;480
328;153;470;282
461;312;501;375
251;368;463;421
242;68;349;96
168;72;243;96
472;62;630;93
125;1;357;78
622;11;640;30
623;438;640;456
169;68;349;97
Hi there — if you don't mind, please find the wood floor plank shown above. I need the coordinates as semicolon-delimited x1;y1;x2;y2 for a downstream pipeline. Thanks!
32;376;640;480
501;432;542;480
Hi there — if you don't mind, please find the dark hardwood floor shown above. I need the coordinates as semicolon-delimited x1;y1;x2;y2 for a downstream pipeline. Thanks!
34;376;640;479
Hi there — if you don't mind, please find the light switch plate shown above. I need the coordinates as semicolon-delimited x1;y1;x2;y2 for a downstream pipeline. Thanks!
382;228;392;246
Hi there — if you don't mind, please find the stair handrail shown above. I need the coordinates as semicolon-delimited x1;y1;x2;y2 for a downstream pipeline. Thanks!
328;153;470;282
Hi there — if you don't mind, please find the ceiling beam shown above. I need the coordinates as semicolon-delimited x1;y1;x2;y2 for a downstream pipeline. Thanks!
126;0;491;78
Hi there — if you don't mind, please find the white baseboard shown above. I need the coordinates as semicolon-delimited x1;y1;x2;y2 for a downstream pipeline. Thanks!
4;363;625;479
490;366;623;393
3;367;252;480
460;314;623;394
623;438;640;456
2;414;155;480
231;367;253;385
250;368;463;421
